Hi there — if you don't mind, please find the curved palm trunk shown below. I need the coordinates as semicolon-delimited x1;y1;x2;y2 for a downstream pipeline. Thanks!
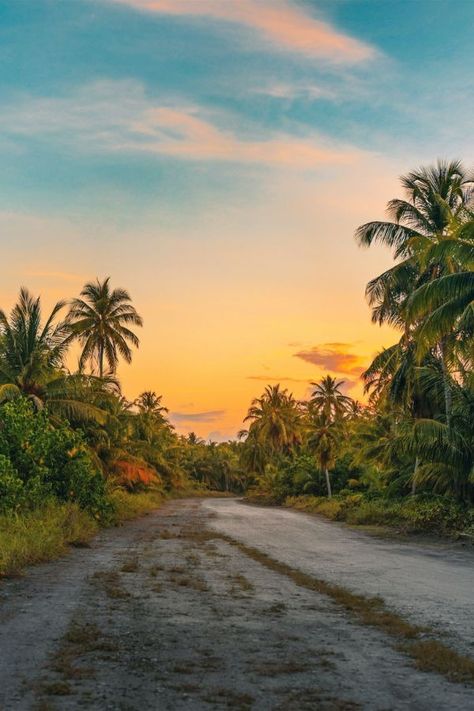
324;468;332;498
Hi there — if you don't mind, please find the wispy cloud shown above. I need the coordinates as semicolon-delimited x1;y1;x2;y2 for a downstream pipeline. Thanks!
170;409;226;423
294;343;366;377
109;0;375;63
0;80;365;168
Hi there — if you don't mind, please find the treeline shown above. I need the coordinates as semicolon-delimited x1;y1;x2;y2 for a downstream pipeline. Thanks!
237;160;474;535
0;279;241;526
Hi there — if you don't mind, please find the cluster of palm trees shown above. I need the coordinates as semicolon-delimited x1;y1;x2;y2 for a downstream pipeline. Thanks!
241;160;474;504
240;378;354;498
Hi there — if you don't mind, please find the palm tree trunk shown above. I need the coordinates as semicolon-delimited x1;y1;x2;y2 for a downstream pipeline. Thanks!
439;341;452;427
99;343;104;379
324;468;332;498
411;456;419;496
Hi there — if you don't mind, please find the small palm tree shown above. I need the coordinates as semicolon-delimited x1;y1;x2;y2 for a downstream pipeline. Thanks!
135;391;168;419
307;414;338;498
309;376;352;422
67;277;143;377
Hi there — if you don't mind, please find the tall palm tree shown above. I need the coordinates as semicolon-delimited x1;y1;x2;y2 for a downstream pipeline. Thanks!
67;277;143;377
356;160;474;423
0;288;106;422
309;376;352;422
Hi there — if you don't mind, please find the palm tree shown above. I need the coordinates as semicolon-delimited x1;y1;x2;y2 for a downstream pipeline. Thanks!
244;384;302;454
407;217;474;360
67;277;143;377
309;376;352;422
307;414;339;498
135;391;168;420
356;161;473;422
0;288;106;422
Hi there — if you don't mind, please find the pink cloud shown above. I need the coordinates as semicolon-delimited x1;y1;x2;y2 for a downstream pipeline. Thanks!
2;80;363;168
110;0;375;63
294;343;366;377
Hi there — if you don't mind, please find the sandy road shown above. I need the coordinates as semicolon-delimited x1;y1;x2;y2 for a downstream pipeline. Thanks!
0;498;473;710
204;498;474;658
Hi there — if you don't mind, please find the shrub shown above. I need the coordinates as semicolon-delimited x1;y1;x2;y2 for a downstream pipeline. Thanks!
0;398;110;519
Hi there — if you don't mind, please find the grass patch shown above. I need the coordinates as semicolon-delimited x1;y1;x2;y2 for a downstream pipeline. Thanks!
0;490;166;579
0;503;98;578
401;639;474;683
120;557;139;573
108;488;164;523
92;570;130;599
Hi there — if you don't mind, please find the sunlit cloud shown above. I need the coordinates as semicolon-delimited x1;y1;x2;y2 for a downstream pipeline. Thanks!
0;80;365;168
109;0;375;63
294;343;366;377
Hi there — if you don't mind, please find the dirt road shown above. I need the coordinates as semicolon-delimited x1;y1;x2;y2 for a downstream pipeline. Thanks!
0;498;473;710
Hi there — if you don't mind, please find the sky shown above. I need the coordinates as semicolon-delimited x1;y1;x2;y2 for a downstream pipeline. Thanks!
0;0;473;439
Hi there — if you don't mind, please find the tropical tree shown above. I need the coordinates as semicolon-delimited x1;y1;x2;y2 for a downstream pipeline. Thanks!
307;414;339;498
67;277;143;377
309;376;352;422
356;160;473;422
0;288;106;422
244;384;302;454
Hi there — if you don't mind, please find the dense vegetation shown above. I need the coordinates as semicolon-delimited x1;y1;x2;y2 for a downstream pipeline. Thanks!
238;160;474;536
0;278;235;574
1;159;473;569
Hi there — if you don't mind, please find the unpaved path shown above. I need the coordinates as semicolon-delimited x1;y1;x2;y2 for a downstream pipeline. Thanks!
204;499;474;658
0;499;472;710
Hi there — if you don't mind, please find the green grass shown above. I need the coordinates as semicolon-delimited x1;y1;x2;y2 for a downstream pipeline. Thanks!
108;488;164;523
0;489;166;578
0;503;98;578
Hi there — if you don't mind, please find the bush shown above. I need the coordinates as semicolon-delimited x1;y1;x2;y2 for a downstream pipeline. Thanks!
0;398;110;519
286;491;472;535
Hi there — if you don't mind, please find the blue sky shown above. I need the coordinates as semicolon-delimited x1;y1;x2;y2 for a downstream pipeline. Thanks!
0;0;473;437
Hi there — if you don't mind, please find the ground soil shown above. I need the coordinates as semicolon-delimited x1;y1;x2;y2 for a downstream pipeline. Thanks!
1;498;473;710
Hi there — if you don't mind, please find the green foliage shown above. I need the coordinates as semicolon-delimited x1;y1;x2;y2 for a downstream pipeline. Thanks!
0;398;110;519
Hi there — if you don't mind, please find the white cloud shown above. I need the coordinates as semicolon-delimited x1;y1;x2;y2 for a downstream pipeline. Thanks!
0;80;368;168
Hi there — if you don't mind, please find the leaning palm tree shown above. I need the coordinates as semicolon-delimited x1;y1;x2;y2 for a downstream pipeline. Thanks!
0;288;106;422
67;277;143;377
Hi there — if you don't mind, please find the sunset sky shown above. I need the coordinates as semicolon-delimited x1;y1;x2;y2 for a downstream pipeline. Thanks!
1;0;473;439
